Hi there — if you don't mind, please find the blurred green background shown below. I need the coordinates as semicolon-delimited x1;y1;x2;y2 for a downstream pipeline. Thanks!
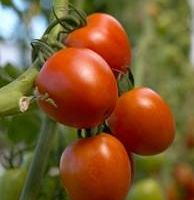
0;0;194;199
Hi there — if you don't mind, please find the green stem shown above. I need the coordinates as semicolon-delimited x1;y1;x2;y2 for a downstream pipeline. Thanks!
19;1;69;200
74;0;85;10
20;117;57;200
47;0;69;43
0;59;40;116
43;16;76;35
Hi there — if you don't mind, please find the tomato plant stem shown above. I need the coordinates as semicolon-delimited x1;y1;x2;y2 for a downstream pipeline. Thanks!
19;1;69;199
47;0;69;43
0;59;40;116
20;116;57;200
0;0;69;117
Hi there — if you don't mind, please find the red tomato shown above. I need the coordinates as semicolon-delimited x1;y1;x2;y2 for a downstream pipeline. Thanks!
108;87;175;155
186;132;194;149
60;133;132;200
174;163;193;188
36;48;118;128
166;182;180;200
186;176;194;199
64;13;132;75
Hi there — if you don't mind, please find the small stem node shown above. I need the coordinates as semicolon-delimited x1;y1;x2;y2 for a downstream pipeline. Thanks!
19;96;34;113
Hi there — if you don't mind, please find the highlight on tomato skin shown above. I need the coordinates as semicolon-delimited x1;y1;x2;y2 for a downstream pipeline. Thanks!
107;87;176;156
59;133;133;200
64;13;132;75
35;47;118;129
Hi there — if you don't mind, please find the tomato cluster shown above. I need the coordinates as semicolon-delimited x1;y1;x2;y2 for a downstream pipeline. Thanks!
35;11;176;200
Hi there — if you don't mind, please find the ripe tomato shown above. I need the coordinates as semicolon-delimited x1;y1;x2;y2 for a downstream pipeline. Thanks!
108;87;175;155
64;13;132;75
186;132;194;149
36;48;118;128
186;176;194;199
166;182;181;200
174;163;194;188
60;133;132;200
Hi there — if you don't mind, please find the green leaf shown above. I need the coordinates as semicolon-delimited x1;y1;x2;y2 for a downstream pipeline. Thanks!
3;63;22;78
0;63;22;87
0;110;41;144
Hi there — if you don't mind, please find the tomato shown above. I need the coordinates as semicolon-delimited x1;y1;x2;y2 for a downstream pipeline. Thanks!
166;183;181;200
186;132;194;149
64;13;132;75
174;163;193;188
135;153;166;174
0;168;26;200
186;176;194;200
36;47;118;128
127;178;165;200
108;87;175;155
60;133;132;200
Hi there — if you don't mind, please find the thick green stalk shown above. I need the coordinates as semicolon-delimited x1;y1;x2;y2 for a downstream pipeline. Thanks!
19;1;69;200
19;117;57;200
0;0;69;117
0;1;69;199
75;0;85;10
0;60;39;116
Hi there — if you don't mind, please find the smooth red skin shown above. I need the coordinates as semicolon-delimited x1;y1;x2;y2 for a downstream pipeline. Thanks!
60;133;132;200
108;87;176;155
65;13;132;74
36;48;118;128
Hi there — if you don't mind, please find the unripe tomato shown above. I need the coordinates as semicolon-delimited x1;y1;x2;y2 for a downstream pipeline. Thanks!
60;133;132;200
135;153;166;174
36;48;118;128
108;87;175;155
21;151;34;169
0;168;26;200
127;178;165;200
65;13;132;75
